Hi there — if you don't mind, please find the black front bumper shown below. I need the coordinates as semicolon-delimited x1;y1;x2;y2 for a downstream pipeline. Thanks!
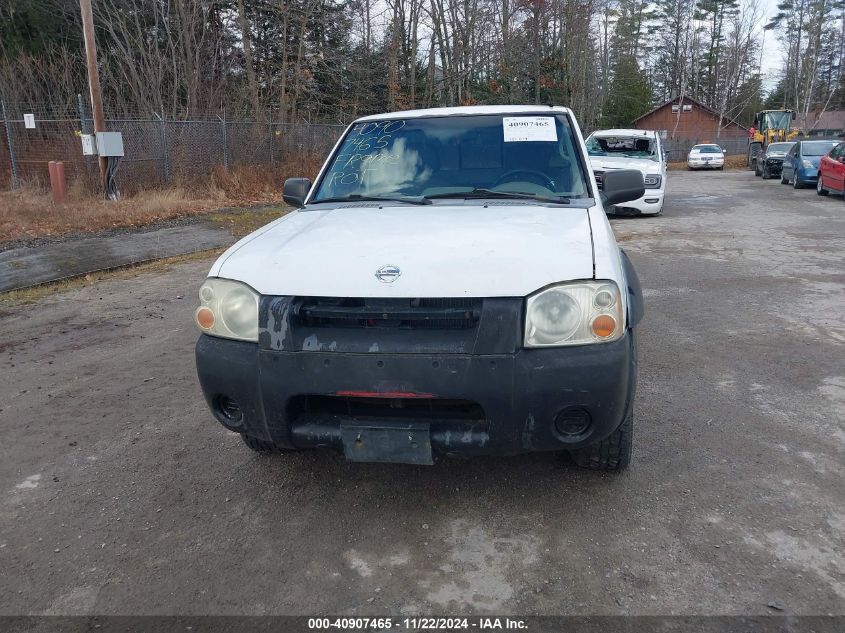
765;159;784;175
195;332;637;459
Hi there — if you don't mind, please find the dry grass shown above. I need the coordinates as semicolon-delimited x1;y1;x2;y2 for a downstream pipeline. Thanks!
667;154;748;171
208;205;289;238
0;185;228;242
0;157;324;243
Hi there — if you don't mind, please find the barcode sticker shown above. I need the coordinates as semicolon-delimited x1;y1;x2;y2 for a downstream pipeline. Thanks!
503;117;557;142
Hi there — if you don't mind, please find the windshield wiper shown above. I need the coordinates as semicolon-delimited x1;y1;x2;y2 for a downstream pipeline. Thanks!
425;188;570;205
310;194;432;205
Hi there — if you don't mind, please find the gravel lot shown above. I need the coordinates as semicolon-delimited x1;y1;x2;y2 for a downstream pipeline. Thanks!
1;171;843;616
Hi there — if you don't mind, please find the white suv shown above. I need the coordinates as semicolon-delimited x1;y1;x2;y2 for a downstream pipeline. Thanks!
586;129;667;216
194;106;646;471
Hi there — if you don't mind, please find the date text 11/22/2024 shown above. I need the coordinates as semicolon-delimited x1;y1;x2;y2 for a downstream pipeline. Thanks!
307;617;528;630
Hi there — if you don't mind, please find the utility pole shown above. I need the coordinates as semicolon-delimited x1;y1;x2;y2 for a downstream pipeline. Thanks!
79;0;107;188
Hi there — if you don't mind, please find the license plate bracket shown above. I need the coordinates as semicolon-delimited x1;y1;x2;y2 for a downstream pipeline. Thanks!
341;423;433;465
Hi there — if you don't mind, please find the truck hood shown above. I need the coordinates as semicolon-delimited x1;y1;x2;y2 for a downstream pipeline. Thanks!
589;155;660;174
210;204;595;297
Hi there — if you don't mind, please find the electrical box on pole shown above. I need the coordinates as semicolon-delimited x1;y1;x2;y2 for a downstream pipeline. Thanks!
95;131;124;157
81;134;97;156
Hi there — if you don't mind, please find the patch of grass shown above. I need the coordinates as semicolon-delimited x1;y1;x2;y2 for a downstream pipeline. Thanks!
0;249;223;307
0;158;321;243
668;154;747;171
208;204;290;238
0;185;232;242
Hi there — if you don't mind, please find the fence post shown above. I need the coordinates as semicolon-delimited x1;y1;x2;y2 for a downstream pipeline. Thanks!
1;100;19;188
269;122;274;168
77;93;95;186
220;111;229;170
155;110;170;182
77;93;90;135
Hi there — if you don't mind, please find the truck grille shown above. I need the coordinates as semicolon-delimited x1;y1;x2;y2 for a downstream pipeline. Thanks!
292;297;481;330
289;394;486;422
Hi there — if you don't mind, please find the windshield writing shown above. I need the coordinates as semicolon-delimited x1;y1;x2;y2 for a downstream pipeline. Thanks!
312;114;590;202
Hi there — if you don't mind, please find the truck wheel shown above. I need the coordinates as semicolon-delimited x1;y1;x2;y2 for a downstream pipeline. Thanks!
570;411;633;472
241;434;290;454
747;143;762;170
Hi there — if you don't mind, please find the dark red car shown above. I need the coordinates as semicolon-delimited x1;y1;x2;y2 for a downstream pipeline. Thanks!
817;141;845;197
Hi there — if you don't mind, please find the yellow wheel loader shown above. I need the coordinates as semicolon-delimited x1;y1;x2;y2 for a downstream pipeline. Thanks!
747;109;799;171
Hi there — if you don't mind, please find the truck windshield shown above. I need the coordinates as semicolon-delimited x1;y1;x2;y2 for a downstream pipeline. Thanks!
763;111;792;131
586;135;658;161
310;114;591;203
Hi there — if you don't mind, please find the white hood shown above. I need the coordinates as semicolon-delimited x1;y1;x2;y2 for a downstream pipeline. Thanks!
590;155;660;174
210;204;595;297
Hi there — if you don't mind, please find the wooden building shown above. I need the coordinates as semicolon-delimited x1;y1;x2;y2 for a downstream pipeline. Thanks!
805;110;845;138
633;96;749;142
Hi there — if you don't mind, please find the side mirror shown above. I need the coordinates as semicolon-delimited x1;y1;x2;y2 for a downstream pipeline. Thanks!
601;169;645;206
283;177;312;207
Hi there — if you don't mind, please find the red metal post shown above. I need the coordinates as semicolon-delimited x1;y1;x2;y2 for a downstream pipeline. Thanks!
48;161;68;203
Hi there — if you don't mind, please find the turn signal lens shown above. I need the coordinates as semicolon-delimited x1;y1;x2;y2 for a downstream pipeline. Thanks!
195;307;215;330
591;315;617;338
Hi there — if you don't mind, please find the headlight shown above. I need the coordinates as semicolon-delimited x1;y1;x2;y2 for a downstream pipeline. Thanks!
801;159;813;168
643;174;662;188
524;281;625;347
195;278;259;341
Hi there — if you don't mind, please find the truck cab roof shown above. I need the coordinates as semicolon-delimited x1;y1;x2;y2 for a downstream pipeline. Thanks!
355;105;575;122
590;129;657;139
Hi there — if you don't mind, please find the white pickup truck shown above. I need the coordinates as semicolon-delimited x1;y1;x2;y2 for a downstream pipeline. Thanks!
586;128;667;216
194;105;645;471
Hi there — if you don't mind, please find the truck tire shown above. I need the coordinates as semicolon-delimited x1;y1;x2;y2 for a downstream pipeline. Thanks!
747;143;762;170
241;434;290;454
570;411;633;472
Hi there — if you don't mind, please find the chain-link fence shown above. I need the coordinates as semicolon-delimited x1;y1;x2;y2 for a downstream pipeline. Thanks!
0;99;346;193
1;100;758;191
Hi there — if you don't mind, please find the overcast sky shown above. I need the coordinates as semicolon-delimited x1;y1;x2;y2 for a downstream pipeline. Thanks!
758;0;785;91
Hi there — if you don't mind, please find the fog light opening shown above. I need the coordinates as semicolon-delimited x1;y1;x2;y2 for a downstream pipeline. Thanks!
215;395;244;426
554;407;592;440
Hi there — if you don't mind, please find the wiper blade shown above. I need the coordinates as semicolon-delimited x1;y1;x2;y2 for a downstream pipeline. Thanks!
310;194;432;205
426;188;570;205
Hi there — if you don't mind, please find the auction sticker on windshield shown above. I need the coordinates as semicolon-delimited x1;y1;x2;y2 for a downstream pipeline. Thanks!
503;117;557;142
